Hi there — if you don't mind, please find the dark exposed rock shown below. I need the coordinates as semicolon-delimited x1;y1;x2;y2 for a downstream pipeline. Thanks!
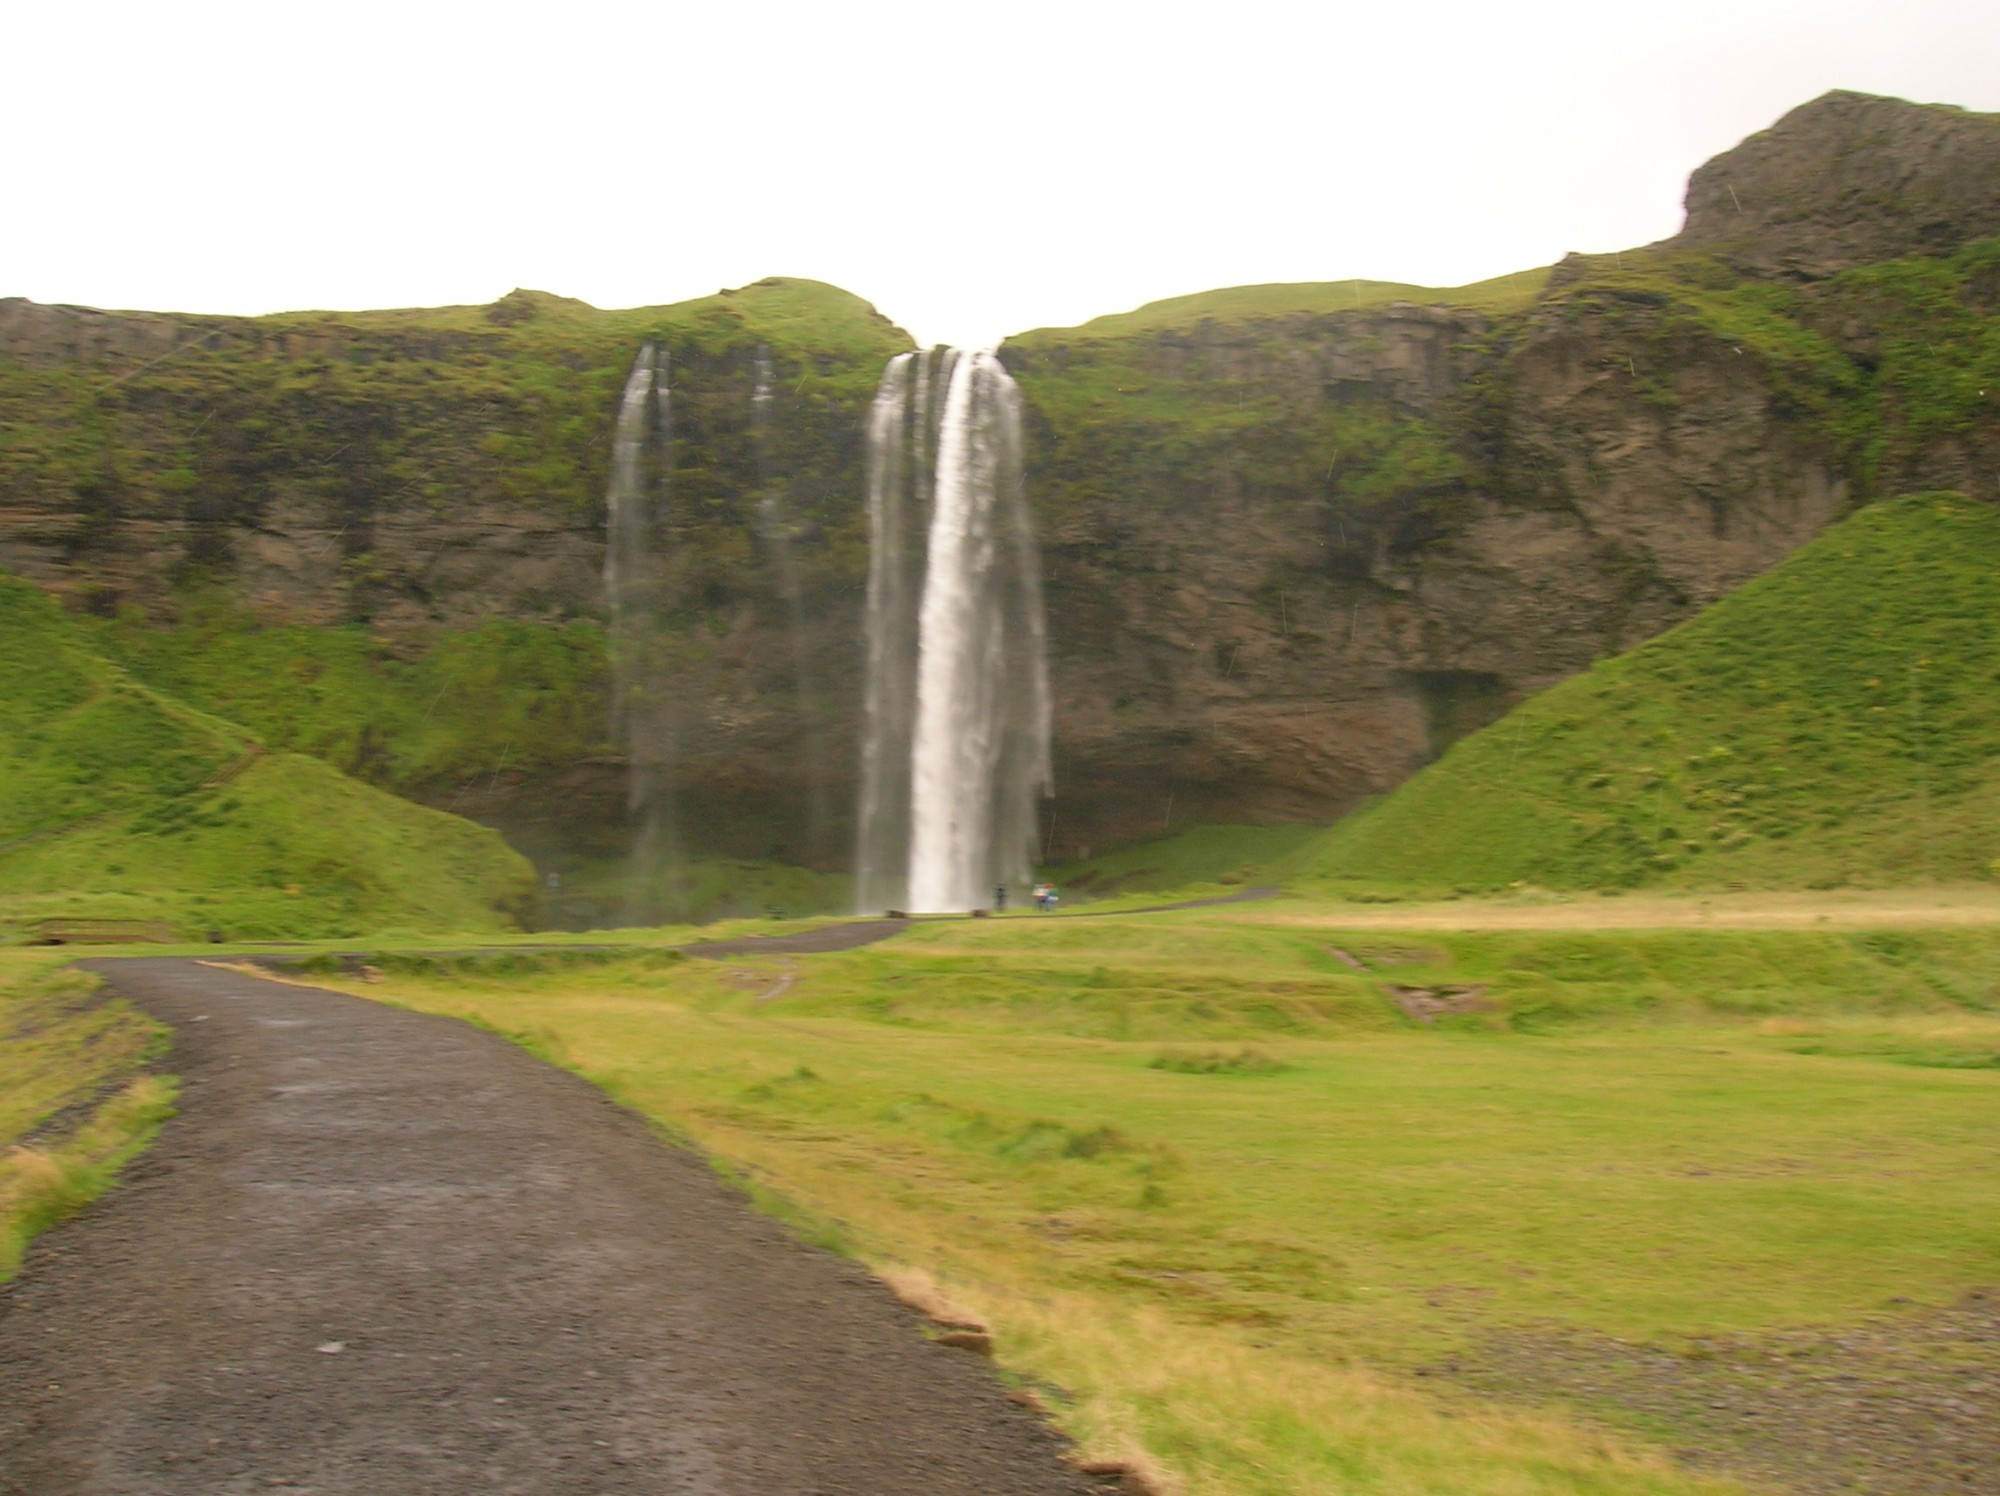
1672;90;2000;279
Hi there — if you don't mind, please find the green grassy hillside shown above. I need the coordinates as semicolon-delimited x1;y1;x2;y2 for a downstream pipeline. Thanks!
1298;494;2000;892
1010;267;1551;344
93;595;610;806
0;578;534;939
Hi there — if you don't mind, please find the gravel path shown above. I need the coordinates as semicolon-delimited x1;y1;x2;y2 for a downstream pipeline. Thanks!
0;958;1100;1496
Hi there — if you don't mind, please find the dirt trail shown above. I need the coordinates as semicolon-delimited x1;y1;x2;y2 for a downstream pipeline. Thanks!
0;958;1098;1496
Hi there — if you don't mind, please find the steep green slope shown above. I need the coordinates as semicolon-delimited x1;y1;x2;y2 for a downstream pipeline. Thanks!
93;598;609;805
1297;494;2000;892
0;578;534;939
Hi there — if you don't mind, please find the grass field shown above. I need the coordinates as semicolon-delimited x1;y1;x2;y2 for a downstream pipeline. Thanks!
0;952;174;1280
329;898;2000;1496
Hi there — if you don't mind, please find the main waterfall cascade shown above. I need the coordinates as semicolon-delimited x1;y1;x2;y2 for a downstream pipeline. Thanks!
856;348;1052;914
603;343;679;921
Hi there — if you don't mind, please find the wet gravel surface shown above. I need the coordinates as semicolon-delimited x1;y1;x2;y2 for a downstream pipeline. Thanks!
0;958;1099;1496
1447;1292;2000;1495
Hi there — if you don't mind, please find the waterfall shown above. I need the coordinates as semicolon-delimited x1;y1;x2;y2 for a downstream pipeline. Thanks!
857;348;1051;913
604;343;679;923
751;344;831;861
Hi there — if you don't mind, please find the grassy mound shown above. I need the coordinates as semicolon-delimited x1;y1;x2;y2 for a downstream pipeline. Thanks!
1008;267;1550;344
0;578;534;939
1298;493;2000;892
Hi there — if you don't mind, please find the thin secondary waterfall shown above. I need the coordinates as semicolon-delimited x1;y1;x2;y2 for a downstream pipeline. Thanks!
751;345;830;859
857;348;1051;913
604;342;679;923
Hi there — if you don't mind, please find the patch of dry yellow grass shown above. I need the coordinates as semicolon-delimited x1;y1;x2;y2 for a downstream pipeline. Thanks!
1;1074;176;1278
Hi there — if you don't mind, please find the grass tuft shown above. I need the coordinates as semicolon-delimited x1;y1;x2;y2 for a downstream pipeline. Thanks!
0;952;178;1280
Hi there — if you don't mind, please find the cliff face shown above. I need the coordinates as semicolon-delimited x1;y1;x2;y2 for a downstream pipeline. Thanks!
2;93;1996;882
1011;289;1856;854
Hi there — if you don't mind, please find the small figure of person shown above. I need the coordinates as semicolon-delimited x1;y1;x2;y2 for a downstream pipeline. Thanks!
1045;885;1059;912
1032;882;1051;912
995;884;1008;912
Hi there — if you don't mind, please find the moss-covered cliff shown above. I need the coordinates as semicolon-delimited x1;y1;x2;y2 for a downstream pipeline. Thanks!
1;278;911;876
2;92;1996;893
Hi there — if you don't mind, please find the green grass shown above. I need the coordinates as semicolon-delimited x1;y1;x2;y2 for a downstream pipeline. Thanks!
0;574;249;842
1044;823;1319;903
0;952;176;1279
93;596;613;803
1821;236;2000;484
1297;494;2000;893
0;576;535;939
545;852;853;926
333;901;2000;1496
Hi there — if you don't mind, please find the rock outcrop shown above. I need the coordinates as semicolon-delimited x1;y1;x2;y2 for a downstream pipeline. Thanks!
1673;90;2000;278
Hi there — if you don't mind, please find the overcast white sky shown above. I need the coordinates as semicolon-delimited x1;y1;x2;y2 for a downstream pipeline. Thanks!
7;0;1998;348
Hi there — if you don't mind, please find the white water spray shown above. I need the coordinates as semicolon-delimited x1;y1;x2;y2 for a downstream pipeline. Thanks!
857;349;1050;912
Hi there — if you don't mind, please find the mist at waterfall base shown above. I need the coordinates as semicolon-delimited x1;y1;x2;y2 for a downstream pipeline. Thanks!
856;348;1053;915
